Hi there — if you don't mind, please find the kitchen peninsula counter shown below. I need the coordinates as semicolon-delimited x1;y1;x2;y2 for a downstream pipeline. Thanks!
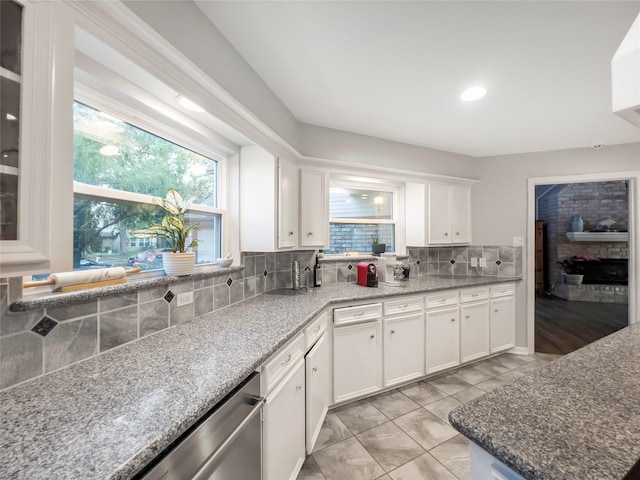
1;275;516;479
449;323;640;480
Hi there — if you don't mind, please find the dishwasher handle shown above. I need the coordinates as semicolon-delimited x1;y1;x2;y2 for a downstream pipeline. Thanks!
192;396;265;480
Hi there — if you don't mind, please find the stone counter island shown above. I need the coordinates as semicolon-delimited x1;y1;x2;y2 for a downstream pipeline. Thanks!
449;323;640;480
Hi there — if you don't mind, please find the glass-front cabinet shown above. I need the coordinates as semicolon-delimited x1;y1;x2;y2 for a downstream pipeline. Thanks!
0;0;74;276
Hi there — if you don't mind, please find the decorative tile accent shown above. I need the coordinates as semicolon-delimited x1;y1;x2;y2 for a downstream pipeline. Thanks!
416;260;421;265
449;259;456;264
495;260;502;266
31;317;58;337
226;278;233;287
163;291;175;303
347;264;353;270
263;270;268;277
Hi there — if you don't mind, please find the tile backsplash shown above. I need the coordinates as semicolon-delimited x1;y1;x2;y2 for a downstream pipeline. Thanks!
0;245;519;390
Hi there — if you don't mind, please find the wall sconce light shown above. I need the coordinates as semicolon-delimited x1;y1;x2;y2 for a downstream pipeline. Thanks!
374;194;384;212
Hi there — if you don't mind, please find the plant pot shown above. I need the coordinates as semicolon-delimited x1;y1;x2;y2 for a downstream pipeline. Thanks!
163;252;196;276
564;273;584;285
372;243;386;256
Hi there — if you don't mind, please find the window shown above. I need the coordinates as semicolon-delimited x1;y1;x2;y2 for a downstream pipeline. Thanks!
72;101;224;272
326;184;396;254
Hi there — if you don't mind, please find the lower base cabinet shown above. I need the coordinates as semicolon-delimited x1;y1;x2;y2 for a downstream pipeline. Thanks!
305;331;331;454
263;358;306;480
490;297;516;353
333;320;382;403
460;301;490;363
425;306;460;374
383;313;425;387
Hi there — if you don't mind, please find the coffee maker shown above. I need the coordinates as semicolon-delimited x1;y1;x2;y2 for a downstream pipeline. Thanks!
357;262;378;287
377;253;401;286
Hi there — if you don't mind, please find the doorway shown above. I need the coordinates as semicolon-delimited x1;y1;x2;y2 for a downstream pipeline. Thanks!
526;172;639;355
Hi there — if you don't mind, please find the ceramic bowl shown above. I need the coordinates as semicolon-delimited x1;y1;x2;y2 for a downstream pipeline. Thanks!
215;258;233;268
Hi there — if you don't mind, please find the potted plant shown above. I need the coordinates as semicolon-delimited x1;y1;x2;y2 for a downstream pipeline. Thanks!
372;237;386;257
558;258;584;285
131;189;199;276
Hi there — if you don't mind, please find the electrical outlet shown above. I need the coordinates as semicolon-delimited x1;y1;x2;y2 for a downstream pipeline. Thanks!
513;236;525;247
470;257;478;267
177;291;194;307
479;257;487;268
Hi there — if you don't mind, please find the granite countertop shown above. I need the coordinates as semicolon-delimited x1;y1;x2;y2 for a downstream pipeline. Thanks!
449;324;640;480
1;275;517;480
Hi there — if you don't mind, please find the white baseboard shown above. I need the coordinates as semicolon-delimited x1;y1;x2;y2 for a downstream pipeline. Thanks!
508;346;530;355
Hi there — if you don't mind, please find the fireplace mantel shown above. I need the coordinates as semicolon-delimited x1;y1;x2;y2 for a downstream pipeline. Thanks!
565;232;629;242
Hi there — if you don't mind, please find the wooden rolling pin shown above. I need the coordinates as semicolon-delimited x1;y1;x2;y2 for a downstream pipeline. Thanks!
24;267;141;292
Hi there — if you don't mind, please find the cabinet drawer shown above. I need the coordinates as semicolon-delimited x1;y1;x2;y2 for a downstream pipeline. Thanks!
334;303;382;326
383;296;423;316
426;291;459;309
490;282;516;298
262;333;305;395
460;287;490;303
304;310;329;351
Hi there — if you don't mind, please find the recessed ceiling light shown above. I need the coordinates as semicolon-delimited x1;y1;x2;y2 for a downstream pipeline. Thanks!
460;86;487;102
6;113;17;121
99;145;120;156
177;95;205;112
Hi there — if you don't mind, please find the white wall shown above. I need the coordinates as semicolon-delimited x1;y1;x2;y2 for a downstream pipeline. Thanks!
472;142;640;346
300;123;479;178
122;0;302;152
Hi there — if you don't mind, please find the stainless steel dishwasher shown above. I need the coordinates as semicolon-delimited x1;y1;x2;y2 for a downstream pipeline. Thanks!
138;372;264;480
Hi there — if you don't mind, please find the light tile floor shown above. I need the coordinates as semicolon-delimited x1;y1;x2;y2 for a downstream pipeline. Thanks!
297;352;562;480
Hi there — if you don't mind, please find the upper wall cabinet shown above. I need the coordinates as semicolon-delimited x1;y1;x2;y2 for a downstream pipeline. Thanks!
405;182;473;247
0;0;74;276
240;145;298;252
299;168;328;248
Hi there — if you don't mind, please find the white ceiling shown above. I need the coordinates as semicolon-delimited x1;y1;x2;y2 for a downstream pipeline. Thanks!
196;1;640;157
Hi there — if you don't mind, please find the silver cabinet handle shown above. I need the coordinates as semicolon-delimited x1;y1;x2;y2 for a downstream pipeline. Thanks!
313;325;321;332
399;304;408;309
307;231;313;236
354;311;365;317
289;231;294;236
296;384;302;390
391;330;395;334
456;232;460;236
439;298;446;303
451;318;456;322
370;334;375;339
281;353;292;365
312;366;318;372
444;232;449;236
494;309;499;313
465;315;470;319
472;294;478;297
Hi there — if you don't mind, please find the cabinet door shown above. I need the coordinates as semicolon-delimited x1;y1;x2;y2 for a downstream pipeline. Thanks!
384;313;425;387
299;169;327;247
460;302;490;363
490;297;516;353
405;182;426;246
264;358;306;480
305;332;331;454
333;321;382;403
425;307;460;374
427;183;452;244
278;157;298;249
451;185;471;244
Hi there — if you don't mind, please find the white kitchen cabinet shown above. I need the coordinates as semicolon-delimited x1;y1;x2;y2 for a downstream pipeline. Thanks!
405;182;426;246
383;312;425;387
490;297;516;353
333;320;382;403
426;183;471;245
299;168;328;248
263;358;306;480
240;145;298;251
0;0;74;276
305;331;331;454
460;301;491;363
425;306;460;374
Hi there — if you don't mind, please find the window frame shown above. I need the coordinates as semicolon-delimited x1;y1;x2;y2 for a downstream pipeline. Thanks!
69;86;228;276
328;179;401;254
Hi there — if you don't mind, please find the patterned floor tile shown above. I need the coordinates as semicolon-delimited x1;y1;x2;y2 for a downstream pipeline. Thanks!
451;386;486;404
334;399;388;434
368;389;421;419
388;452;457;480
313;413;353;452
399;380;448;406
298;455;326;480
429;435;470;480
427;375;472;396
451;364;495;385
424;396;463;425
357;421;424;472
393;409;458;450
313;437;385;480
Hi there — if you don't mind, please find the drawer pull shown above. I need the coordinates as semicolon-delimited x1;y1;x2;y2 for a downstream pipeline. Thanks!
439;298;446;303
296;384;302;390
307;231;313;236
465;315;470;319
444;232;449;236
281;353;292;365
391;330;396;334
399;304;408;309
451;318;456;322
289;231;294;236
472;294;478;297
370;334;375;339
354;311;365;317
456;232;460;236
494;309;499;313
312;366;318;372
313;325;321;332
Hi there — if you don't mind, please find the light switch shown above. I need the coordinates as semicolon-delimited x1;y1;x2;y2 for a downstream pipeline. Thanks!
470;257;478;267
479;257;487;268
513;236;525;247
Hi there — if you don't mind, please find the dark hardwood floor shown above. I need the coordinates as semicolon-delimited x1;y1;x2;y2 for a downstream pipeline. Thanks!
535;295;628;355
